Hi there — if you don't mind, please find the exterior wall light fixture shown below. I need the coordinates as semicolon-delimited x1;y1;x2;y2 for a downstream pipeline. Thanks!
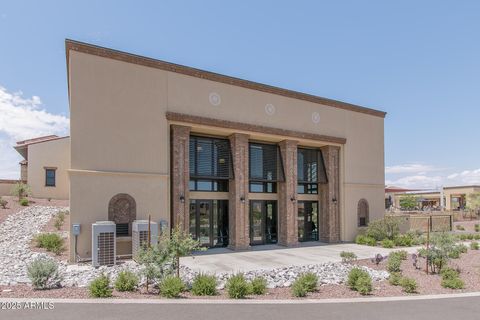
332;197;337;204
290;196;296;203
179;195;185;203
240;196;245;203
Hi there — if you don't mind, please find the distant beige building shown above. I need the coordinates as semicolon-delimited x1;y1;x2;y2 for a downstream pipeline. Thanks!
13;135;70;200
64;39;386;262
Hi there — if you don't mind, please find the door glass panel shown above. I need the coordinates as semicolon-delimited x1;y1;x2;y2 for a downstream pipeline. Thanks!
298;202;305;241
251;201;263;243
198;201;211;245
266;202;277;243
212;201;218;246
298;201;319;242
311;202;318;241
189;200;196;238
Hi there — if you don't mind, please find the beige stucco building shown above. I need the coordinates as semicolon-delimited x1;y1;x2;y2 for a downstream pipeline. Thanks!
64;39;386;261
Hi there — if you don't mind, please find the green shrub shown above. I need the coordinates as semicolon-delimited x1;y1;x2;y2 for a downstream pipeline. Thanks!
250;277;267;295
388;272;402;286
387;256;402;273
27;257;62;290
390;250;408;260
475;224;480;232
448;244;467;259
114;270;139;292
355;274;372;295
340;251;357;263
440;267;459;280
365;216;400;241
355;234;376;246
35;233;64;255
393;234;414;247
299;273;318;292
291;279;307;297
475;234;480;240
20;198;29;206
347;268;372;295
457;243;468;253
441;277;465;289
456;225;465;231
159;276;185;298
226;274;251;299
11;182;31;201
54;212;66;231
400;277;417;293
191;273;217;296
470;241;479;250
89;274;112;298
381;239;395;248
0;197;7;209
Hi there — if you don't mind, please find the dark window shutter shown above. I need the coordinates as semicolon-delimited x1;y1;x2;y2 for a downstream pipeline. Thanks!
297;148;328;184
189;136;232;179
249;143;284;182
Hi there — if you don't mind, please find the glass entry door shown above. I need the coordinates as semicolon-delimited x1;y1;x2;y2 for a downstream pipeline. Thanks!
250;200;277;245
298;201;319;242
189;200;229;247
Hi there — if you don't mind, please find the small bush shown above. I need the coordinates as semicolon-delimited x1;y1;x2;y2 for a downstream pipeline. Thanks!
365;216;400;241
388;272;402;286
470;242;479;250
35;233;64;255
347;268;372;295
299;273;318;292
390;250;408;260
393;234;414;247
250;277;267;295
191;273;217;296
27;257;62;290
0;197;7;209
355;234;376;246
226;274;251;299
54;212;66;230
381;239;395;248
440;267;459;280
114;270;139;292
291;279;307;297
400;277;417;293
457;244;468;253
20;198;29;206
441;277;465;289
11;182;31;201
456;225;465;231
159;276;185;298
89;274;112;298
475;224;480;232
340;251;357;263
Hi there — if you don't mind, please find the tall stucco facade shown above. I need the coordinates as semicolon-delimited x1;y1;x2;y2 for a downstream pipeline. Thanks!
66;40;386;261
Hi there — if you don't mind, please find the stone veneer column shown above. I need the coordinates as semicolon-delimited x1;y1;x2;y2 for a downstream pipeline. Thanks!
278;140;299;247
228;133;250;250
171;125;191;232
319;145;341;242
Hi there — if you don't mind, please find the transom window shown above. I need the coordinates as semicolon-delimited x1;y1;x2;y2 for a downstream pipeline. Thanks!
249;143;285;193
45;168;56;187
297;148;327;194
189;135;232;192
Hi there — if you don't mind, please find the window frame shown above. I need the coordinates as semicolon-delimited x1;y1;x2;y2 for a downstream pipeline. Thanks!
189;135;233;180
44;167;56;187
248;142;285;193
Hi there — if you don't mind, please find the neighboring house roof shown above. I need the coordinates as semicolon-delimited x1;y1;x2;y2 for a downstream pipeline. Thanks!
443;185;480;190
385;186;420;193
14;135;69;159
65;39;387;119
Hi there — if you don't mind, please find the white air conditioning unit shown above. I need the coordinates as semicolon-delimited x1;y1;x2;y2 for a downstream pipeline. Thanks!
92;221;116;267
132;220;158;261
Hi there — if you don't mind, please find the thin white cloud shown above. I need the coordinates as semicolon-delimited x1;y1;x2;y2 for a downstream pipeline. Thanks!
0;85;69;179
386;175;443;189
385;163;440;174
447;169;480;185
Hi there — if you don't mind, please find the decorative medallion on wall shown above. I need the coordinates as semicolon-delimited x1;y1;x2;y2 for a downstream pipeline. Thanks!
264;103;276;115
311;111;321;124
209;92;221;106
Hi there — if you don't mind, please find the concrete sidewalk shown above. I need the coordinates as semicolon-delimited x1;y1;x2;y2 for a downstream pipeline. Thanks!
181;243;420;273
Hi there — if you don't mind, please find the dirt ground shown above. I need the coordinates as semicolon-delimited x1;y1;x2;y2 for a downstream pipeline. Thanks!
0;195;68;224
454;220;480;233
30;211;71;261
2;248;479;300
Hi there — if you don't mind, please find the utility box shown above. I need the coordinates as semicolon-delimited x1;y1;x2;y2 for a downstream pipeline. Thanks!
92;221;116;267
132;220;158;261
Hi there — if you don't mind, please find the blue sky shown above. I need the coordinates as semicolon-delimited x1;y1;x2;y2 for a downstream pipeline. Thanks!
0;1;479;188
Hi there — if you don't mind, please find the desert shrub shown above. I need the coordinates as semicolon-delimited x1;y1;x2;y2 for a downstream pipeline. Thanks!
449;244;467;259
440;267;459;280
250;277;267;295
291;279;307;297
340;251;357;263
159;276;185;298
365;216;400;241
387;255;402;273
475;234;480;240
440;268;464;289
347;268;372;295
11;182;31;201
0;197;7;209
355;234;376;246
456;225;465;231
191;273;217;296
457;243;468;253
20;198;29;206
35;233;64;255
419;232;457;273
470;242;479;250
298;273;318;292
27;257;62;290
388;272;402;286
393;234;414;247
390;250;408;260
381;239;395;248
475;224;480;232
400;277;417;293
54;212;66;230
114;270;139;292
226;274;251;299
89;274;112;298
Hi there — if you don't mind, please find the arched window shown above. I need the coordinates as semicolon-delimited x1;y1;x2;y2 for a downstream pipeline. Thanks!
357;199;369;227
108;193;136;237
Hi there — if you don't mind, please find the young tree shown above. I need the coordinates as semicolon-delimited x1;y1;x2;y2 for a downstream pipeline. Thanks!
11;182;31;201
466;192;480;215
400;195;418;211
